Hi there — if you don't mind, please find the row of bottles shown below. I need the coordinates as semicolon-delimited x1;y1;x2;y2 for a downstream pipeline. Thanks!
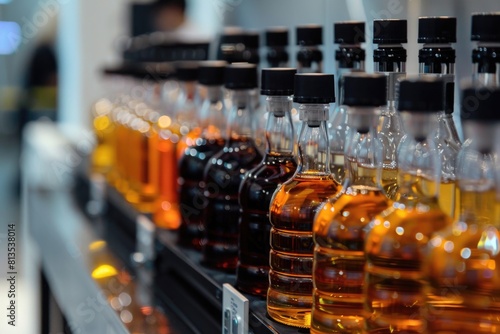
88;11;500;334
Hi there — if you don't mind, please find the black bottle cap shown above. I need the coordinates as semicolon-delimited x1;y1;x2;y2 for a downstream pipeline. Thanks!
224;63;258;89
243;31;260;49
343;73;387;107
334;21;365;44
265;28;289;47
418;17;457;43
219;29;246;44
373;19;407;44
296;25;323;46
261;68;296;96
198;61;227;86
397;77;445;112
175;61;199;81
471;13;500;42
293;73;335;103
461;86;500;121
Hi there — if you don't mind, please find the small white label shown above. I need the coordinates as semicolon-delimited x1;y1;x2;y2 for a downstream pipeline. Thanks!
136;215;155;262
222;283;249;334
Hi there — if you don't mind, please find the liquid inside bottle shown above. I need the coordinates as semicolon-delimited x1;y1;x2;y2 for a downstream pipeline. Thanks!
364;78;452;334
202;64;262;271
268;73;340;328
237;70;298;296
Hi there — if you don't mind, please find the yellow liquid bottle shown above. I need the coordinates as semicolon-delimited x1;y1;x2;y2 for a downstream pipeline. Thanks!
268;74;341;328
364;77;452;333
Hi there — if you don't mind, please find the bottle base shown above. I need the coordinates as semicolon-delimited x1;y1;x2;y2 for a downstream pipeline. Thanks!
266;306;311;328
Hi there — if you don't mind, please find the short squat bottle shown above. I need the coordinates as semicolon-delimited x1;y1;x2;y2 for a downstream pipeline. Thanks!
418;16;462;219
311;74;389;334
202;64;263;271
471;12;500;86
236;68;298;296
296;25;323;73
426;85;500;334
267;73;341;328
373;19;407;200
329;21;366;184
265;28;289;68
364;77;452;333
178;61;227;248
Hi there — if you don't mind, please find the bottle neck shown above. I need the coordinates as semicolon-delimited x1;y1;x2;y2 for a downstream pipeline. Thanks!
472;44;500;86
176;81;198;133
436;111;461;148
345;107;383;188
226;89;255;142
297;103;330;175
199;85;226;139
265;96;294;155
396;112;440;200
297;46;323;73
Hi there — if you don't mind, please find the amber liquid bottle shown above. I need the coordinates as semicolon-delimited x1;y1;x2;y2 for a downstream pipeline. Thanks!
426;86;500;334
267;73;341;328
311;73;389;334
236;68;298;296
364;78;452;333
373;19;407;200
178;61;227;248
202;64;263;271
418;16;461;219
329;21;366;185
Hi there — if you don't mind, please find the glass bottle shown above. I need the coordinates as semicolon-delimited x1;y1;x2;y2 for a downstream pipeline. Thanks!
373;19;407;200
265;28;289;68
426;85;500;333
267;73;341;328
364;77;452;333
329;21;366;185
296;25;323;73
178;61;227;248
236;68;298;296
202;64;263;271
418;16;462;220
311;73;389;334
217;29;260;65
471;13;500;86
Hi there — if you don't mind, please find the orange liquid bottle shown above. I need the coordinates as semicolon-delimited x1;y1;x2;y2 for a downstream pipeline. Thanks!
311;74;389;334
178;61;227;248
202;64;263;271
268;73;341;328
236;68;298;296
364;77;452;333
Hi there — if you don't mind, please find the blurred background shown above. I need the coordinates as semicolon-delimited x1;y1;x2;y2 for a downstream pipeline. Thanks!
0;0;499;332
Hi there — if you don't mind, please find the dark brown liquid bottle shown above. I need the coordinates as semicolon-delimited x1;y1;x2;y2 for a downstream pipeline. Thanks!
236;68;298;296
178;61;227;249
202;64;263;271
267;73;341;328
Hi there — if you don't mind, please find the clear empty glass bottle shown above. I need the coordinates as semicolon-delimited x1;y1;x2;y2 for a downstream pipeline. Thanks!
236;68;298;296
471;13;500;86
267;73;341;328
373;19;407;200
426;85;500;334
265;28;289;68
418;16;462;219
329;21;366;185
364;77;452;333
178;61;227;247
202;64;263;271
296;25;323;73
312;73;389;334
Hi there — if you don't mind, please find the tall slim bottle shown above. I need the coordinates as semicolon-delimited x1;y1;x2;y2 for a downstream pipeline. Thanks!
178;61;227;248
267;73;341;328
311;73;389;334
236;68;298;296
329;21;366;185
364;77;452;333
418;16;461;219
426;85;500;334
202;64;263;270
471;13;500;86
373;19;406;199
